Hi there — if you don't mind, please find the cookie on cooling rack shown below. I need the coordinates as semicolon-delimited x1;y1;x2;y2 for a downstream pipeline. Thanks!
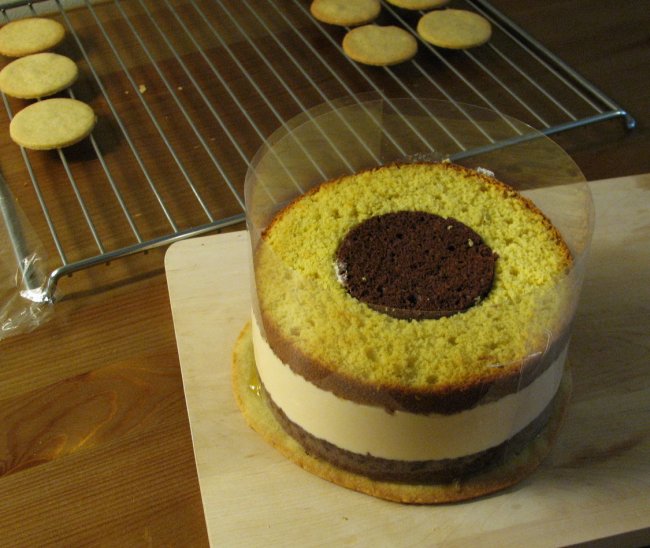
385;0;450;10
417;9;492;49
10;98;96;150
310;0;381;27
0;53;78;99
0;17;66;58
343;25;418;66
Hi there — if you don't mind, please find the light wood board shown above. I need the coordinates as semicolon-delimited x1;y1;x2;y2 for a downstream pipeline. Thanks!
165;174;650;547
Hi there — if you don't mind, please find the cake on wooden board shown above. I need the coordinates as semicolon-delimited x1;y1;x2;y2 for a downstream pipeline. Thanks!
234;161;577;502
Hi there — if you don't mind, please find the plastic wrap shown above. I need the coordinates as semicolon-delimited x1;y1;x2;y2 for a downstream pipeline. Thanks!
243;96;593;486
0;177;52;340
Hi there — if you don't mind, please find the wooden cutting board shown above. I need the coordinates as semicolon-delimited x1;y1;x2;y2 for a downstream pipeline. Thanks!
165;174;650;547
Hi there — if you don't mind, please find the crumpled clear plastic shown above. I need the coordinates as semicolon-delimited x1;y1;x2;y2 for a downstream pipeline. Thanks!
1;180;52;340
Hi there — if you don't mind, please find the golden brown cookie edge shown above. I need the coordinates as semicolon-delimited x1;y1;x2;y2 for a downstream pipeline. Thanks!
9;98;96;150
385;0;450;10
0;18;66;58
0;53;79;99
310;0;381;27
342;25;418;66
417;9;493;50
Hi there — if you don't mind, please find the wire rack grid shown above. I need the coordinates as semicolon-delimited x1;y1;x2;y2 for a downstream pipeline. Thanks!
0;0;634;301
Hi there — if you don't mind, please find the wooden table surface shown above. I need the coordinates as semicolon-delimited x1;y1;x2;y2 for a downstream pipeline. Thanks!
1;1;649;545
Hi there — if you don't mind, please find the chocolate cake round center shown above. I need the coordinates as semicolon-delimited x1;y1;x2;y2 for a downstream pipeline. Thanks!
335;211;497;319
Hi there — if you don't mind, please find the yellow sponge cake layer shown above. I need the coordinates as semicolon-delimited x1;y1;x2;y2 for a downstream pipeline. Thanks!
255;162;572;413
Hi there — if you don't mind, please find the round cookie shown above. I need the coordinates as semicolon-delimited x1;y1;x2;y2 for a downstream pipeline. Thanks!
386;0;450;10
232;322;572;503
0;53;78;99
343;25;418;66
310;0;381;27
417;9;492;49
10;98;96;150
0;18;66;58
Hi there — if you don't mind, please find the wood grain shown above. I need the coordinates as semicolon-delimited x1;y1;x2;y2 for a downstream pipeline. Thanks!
0;261;209;546
0;412;205;545
490;0;650;181
165;175;650;546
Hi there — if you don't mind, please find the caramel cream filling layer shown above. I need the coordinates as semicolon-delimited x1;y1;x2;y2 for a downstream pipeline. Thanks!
252;315;566;461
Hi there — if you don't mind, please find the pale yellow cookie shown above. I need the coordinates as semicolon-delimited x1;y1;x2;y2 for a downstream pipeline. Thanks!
343;25;418;66
0;53;78;99
10;98;96;150
417;9;492;49
232;322;571;503
386;0;450;10
310;0;381;27
0;18;66;58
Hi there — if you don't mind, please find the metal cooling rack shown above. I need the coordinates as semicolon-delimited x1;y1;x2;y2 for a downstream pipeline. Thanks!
0;0;634;301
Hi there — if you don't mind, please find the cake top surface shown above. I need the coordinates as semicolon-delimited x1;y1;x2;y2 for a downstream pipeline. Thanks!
255;162;572;402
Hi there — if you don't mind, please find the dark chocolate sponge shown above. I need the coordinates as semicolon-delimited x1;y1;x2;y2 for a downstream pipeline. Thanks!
335;211;497;319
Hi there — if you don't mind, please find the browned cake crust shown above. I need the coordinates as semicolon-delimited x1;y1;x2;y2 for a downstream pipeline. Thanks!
232;322;572;504
260;314;570;414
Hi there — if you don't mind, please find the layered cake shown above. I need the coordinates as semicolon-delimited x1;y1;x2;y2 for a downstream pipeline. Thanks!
233;162;574;503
